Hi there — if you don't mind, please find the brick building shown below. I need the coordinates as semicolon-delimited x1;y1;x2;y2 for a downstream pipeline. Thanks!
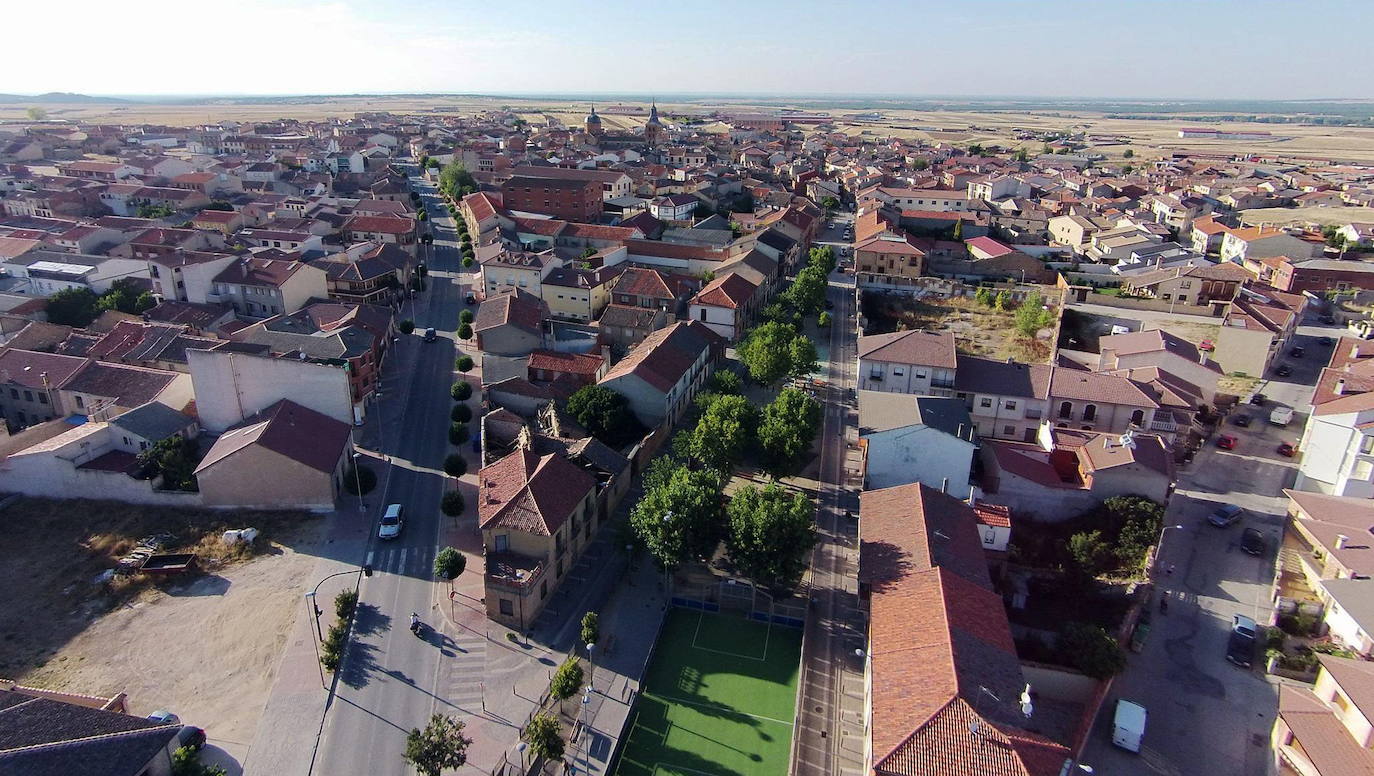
500;176;601;222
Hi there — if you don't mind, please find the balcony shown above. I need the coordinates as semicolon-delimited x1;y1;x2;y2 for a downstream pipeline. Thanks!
931;379;955;390
1149;418;1179;433
485;551;545;592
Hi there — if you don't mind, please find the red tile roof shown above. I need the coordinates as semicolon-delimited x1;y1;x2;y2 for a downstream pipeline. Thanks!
473;288;546;337
527;349;603;377
195;399;350;475
477;448;596;534
858;330;957;369
692;273;756;309
600;321;721;394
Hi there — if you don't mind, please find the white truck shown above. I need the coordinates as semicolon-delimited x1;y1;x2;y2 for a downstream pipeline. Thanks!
1112;699;1147;753
1270;406;1294;426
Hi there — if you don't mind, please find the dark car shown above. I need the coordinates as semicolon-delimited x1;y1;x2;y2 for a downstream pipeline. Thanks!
1290;346;1305;358
1250;393;1267;406
175;725;206;751
465;293;476;305
1319;336;1335;346
1278;442;1297;457
1321;314;1337;325
1240;527;1265;556
423;327;437;343
1227;614;1257;668
825;300;834;309
1208;503;1244;527
1275;364;1293;377
1216;434;1237;450
1232;414;1251;427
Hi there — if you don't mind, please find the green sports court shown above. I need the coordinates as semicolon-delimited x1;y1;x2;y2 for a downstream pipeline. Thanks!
613;608;803;776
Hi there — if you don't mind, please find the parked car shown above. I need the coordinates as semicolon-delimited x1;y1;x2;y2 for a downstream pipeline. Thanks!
465;293;476;305
1208;503;1244;527
1278;441;1297;457
1270;406;1294;426
1231;414;1251;427
1290;346;1305;358
1111;699;1147;753
175;725;207;751
1227;614;1258;668
1249;393;1267;406
378;503;404;540
1216;434;1237;450
147;710;181;725
1319;336;1335;346
423;327;437;343
1275;364;1292;377
1240;527;1266;556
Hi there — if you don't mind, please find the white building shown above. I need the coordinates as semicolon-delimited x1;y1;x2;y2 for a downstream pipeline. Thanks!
858;392;978;498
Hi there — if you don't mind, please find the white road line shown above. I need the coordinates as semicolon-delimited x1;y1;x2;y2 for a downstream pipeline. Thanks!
364;551;374;568
397;548;408;573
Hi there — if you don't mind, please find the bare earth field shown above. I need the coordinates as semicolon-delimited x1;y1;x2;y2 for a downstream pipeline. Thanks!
6;95;1374;162
1240;205;1374;228
0;497;324;746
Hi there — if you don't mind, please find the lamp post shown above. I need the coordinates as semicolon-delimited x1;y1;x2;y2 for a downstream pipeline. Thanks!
1153;523;1184;576
586;642;596;695
578;691;592;776
351;451;364;513
516;742;527;773
303;592;326;687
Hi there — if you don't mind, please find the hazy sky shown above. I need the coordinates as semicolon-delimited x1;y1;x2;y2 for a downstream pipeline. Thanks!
5;0;1370;99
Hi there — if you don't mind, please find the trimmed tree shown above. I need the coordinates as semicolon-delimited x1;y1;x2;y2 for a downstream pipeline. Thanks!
451;381;473;401
451;404;472;423
549;656;584;700
725;482;818;591
523;714;564;761
441;490;465;517
458;323;473;340
399;319;416;335
402;714;471;776
443;453;467;477
455;355;474;372
342;464;377;495
462;256;475;269
580;612;600;647
459;309;475;324
449;422;470;445
433;546;466;588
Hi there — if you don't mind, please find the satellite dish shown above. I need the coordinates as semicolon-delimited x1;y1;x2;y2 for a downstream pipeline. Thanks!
1117;430;1136;449
1020;684;1034;718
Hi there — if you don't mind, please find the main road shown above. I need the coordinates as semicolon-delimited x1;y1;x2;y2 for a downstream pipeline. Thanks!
314;169;472;775
792;264;867;776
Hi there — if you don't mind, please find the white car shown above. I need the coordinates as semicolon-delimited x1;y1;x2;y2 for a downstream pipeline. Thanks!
378;503;404;540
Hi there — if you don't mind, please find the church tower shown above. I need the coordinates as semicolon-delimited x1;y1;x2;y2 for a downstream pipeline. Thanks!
584;105;603;138
643;101;663;147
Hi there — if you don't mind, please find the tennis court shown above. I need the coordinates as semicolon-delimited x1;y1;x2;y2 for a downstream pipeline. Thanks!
613;608;803;776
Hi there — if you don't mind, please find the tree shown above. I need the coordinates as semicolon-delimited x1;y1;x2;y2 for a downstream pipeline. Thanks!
1012;147;1030;163
725;483;817;590
203;201;233;211
451;404;472;423
138;436;200;492
451;381;472;401
737;322;814;385
1068;530;1114;576
433;546;466;587
788;335;818;378
783;266;827;314
459;309;475;324
403;714;471;776
399;319;416;335
912;158;930;171
1013;291;1056;337
343;463;377;495
437;161;476;198
708;369;742;395
26;106;47;121
1058;623;1127;679
335;588;359;620
567;385;640;448
993;290;1011;311
462;256;475;269
44;287;100;327
441;490;465;517
974;287;995;307
549;656;584;700
1122;148;1135;158
449;422;470;446
96;278;157;316
818;311;832;327
821;196;839;211
952;219;964;242
523;714;564;761
758;388;822;473
689;394;757;469
457;323;473;340
580;611;600;646
967;143;985;156
455;355;474;372
443;453;467;477
629;464;724;569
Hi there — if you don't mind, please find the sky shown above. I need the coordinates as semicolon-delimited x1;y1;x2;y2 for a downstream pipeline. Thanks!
4;0;1371;100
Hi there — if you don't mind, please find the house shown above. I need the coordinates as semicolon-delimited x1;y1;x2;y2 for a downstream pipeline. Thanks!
79;320;219;373
317;242;413;307
501;175;601;222
1190;215;1231;255
1213;286;1306;378
647;193;700;222
1276;489;1374;627
195;399;353;509
540;264;623;323
480;442;626;630
191;208;245;235
1272;655;1374;775
608;267;695;314
1220;225;1321;264
979;428;1173;518
460;191;505;245
232;302;393;404
474;288;548;357
480;249;560;300
1271;257;1374;295
688;273;759;342
209;257;329;319
1098;328;1222;404
187;347;356;432
858;392;978;497
146;250;239;305
859;482;1075;776
596;304;668;353
508;165;634;201
597;321;721;427
1119;261;1252;312
953;357;1053;443
527;349;606;395
854;235;926;284
0;686;183;776
1296;339;1374;497
341;214;417;255
857;329;958;395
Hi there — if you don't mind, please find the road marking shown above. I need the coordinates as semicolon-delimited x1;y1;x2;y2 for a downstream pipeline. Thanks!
397;548;408;572
647;692;794;726
364;551;374;568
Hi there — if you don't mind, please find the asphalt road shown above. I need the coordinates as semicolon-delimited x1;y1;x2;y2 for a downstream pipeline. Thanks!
793;270;866;776
315;170;471;776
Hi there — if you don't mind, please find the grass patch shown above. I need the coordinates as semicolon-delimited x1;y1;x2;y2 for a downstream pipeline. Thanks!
614;609;802;776
861;293;1052;363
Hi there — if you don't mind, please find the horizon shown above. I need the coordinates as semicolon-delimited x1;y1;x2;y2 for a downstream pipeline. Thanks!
3;0;1371;100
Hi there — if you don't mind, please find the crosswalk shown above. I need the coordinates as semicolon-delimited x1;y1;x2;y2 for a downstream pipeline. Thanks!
442;629;488;713
365;544;436;578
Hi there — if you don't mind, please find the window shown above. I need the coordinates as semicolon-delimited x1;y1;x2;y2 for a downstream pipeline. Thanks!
1005;401;1017;411
38;393;47;405
494;534;509;552
23;390;32;402
1356;460;1374;481
1003;425;1015;435
893;367;905;377
1059;401;1073;419
540;581;548;600
980;398;993;408
1361;436;1374;455
7;389;15;399
499;599;514;616
1131;409;1145;426
1083;404;1097;422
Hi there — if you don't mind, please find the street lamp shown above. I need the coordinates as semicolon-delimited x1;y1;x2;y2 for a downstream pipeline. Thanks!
351;451;364;513
578;691;592;776
1153;523;1184;576
586;642;596;694
516;742;527;771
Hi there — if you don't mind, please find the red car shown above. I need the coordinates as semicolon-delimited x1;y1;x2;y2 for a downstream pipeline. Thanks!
1278;442;1297;457
1217;434;1238;450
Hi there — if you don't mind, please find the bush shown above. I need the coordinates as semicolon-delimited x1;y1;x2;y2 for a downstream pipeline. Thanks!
443;454;467;477
462;256;475;269
1058;622;1126;679
818;311;832;327
459;309;475;324
455;355;474;372
399;319;416;335
334;589;359;620
450;404;472;423
343;464;377;496
550;656;584;700
441;490;465;517
451;381;472;401
709;369;742;395
524;714;564;761
458;323;473;340
449;423;470;446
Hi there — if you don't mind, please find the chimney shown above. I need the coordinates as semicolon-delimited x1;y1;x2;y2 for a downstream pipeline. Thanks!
1199;349;1209;366
940;477;949;494
1337;378;1347;396
1337;534;1350;550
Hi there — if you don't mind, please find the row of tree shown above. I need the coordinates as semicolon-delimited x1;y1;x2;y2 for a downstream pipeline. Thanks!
45;278;157;327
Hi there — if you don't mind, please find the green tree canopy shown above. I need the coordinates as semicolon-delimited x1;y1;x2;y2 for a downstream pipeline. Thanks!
1058;622;1127;679
523;714;564;761
434;547;466;584
441;490;465;517
629;464;724;569
138;436;201;492
689;394;758;469
783;266;828;314
44;287;101;327
708;369;742;395
737;322;816;385
758;388;822;474
725;483;817;590
402;714;471;776
580;611;600;646
567;385;641;448
1013;291;1056;337
438;161;476;197
549;656;584;700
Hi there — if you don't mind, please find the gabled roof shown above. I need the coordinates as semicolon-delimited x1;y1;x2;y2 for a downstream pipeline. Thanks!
477;448;596;534
0;689;181;776
195;399;350;475
473;287;546;337
692;273;757;309
858;330;957;369
600;320;721;394
1278;684;1374;776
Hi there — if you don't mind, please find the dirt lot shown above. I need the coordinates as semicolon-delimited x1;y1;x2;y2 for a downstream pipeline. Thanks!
862;293;1052;363
0;497;323;745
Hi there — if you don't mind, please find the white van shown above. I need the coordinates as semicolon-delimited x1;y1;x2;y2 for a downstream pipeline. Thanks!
1270;406;1294;426
1112;699;1147;753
